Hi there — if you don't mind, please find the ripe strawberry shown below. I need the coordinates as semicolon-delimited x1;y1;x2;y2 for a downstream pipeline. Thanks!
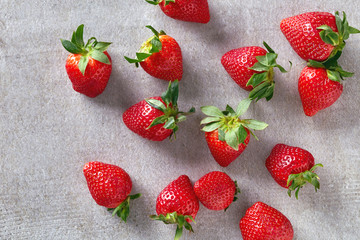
83;161;141;222
193;171;240;211
61;24;112;97
125;25;182;81
201;98;268;167
240;202;294;240
123;80;194;141
280;11;359;61
146;0;210;24
150;175;199;240
266;144;323;199
221;42;290;101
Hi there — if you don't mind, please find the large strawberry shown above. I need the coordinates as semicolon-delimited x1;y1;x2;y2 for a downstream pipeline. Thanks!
125;26;182;81
266;144;323;199
83;161;141;222
280;11;359;61
240;202;294;240
193;171;240;211
201;98;268;167
150;175;199;240
123;80;194;141
146;0;210;24
221;42;290;101
61;24;112;97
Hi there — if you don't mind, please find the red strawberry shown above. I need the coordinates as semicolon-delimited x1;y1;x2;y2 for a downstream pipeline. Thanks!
151;175;199;240
193;171;240;211
221;42;290;101
83;161;141;222
280;11;359;61
240;202;294;240
146;0;210;24
266;144;323;199
201;98;268;167
125;26;182;81
123;80;194;141
61;24;112;97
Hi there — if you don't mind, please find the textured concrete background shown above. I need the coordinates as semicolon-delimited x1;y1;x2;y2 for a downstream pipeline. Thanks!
1;0;359;239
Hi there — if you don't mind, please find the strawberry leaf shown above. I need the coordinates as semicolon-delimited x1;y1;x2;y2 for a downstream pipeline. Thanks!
145;99;167;112
90;49;111;64
148;115;167;128
201;106;225;117
60;39;85;54
164;116;176;129
263;41;275;53
242;119;268;130
201;121;223;132
246;72;267;87
94;41;112;52
235;98;252;117
74;24;85;47
218;128;226;141
326;70;342;82
78;56;89;75
200;117;221;125
225;129;239;150
236;125;248;144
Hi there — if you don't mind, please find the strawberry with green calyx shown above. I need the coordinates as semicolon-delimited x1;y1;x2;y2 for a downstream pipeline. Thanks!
124;25;183;81
123;80;194;141
201;98;268;167
61;24;112;98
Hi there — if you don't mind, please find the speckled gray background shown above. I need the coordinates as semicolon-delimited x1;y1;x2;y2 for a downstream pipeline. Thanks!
1;1;359;239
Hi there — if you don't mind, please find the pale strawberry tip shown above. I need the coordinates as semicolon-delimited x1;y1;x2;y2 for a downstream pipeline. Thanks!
107;193;141;223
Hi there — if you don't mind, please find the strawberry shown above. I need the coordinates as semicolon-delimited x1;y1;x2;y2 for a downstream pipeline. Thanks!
125;26;182;81
201;98;268;167
61;24;112;97
146;0;210;24
150;175;199;240
280;11;359;61
266;144;323;199
240;202;294;240
193;171;240;211
83;161;141;222
221;42;290;101
123;80;194;141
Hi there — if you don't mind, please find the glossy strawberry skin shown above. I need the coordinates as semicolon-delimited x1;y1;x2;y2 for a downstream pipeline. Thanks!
65;51;112;98
205;129;250;167
140;35;183;81
159;0;210;24
221;47;268;91
122;96;173;141
298;66;343;116
266;144;315;188
194;171;236;210
280;12;337;61
83;161;132;208
156;175;199;222
240;202;294;240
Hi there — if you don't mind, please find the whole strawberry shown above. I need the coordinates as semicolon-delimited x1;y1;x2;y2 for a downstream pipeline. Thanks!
194;171;240;211
61;24;112;97
201;98;268;167
123;80;194;141
83;161;141;222
221;42;290;101
125;26;182;81
240;202;294;240
266;144;323;199
146;0;210;24
150;175;199;240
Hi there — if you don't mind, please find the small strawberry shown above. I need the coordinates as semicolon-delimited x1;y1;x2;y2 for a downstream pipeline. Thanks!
280;11;360;61
201;98;268;167
123;80;194;141
193;171;240;211
125;25;182;81
221;42;290;101
266;144;323;199
146;0;210;24
240;202;294;240
150;175;199;240
61;24;112;97
83;161;141;222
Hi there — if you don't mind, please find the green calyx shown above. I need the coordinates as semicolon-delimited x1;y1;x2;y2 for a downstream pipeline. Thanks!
145;0;175;6
224;180;241;212
308;11;360;82
145;80;195;139
60;24;112;75
150;211;195;240
247;41;292;102
107;193;141;223
124;25;166;67
200;98;268;151
287;163;323;199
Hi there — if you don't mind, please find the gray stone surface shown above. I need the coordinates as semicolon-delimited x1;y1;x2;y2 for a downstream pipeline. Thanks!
1;1;359;239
